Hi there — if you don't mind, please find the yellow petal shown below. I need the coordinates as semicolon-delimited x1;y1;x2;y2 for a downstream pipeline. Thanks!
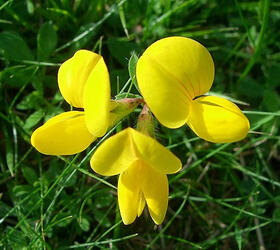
90;128;182;176
83;56;111;137
118;163;140;225
140;164;168;225
136;36;214;128
118;160;168;225
187;96;250;143
90;129;137;176
137;191;146;217
31;111;96;155
130;129;182;174
58;50;102;108
136;55;191;128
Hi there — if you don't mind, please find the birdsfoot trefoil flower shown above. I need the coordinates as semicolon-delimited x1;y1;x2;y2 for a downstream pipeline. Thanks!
31;50;139;155
90;107;182;225
136;36;250;143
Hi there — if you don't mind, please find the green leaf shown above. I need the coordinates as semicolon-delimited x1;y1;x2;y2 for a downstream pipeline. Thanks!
13;185;34;198
93;209;111;228
262;89;280;112
79;217;90;232
26;0;34;14
2;125;14;176
44;105;64;122
37;23;58;60
118;5;129;38
264;65;280;87
0;65;38;88
128;52;140;92
94;191;113;208
107;38;140;66
235;226;242;250
237;78;263;98
16;91;43;110
0;31;34;61
128;52;138;81
22;167;38;185
23;109;45;131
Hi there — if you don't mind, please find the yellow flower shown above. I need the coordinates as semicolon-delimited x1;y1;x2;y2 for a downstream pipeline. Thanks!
136;36;250;143
58;49;111;137
90;127;182;225
31;50;139;155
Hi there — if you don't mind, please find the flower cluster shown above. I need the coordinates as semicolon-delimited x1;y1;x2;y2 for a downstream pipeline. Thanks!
31;37;250;225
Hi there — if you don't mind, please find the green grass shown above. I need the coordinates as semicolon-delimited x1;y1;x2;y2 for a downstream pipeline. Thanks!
0;0;280;249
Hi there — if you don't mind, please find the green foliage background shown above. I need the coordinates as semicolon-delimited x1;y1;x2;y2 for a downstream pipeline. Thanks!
0;0;280;249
